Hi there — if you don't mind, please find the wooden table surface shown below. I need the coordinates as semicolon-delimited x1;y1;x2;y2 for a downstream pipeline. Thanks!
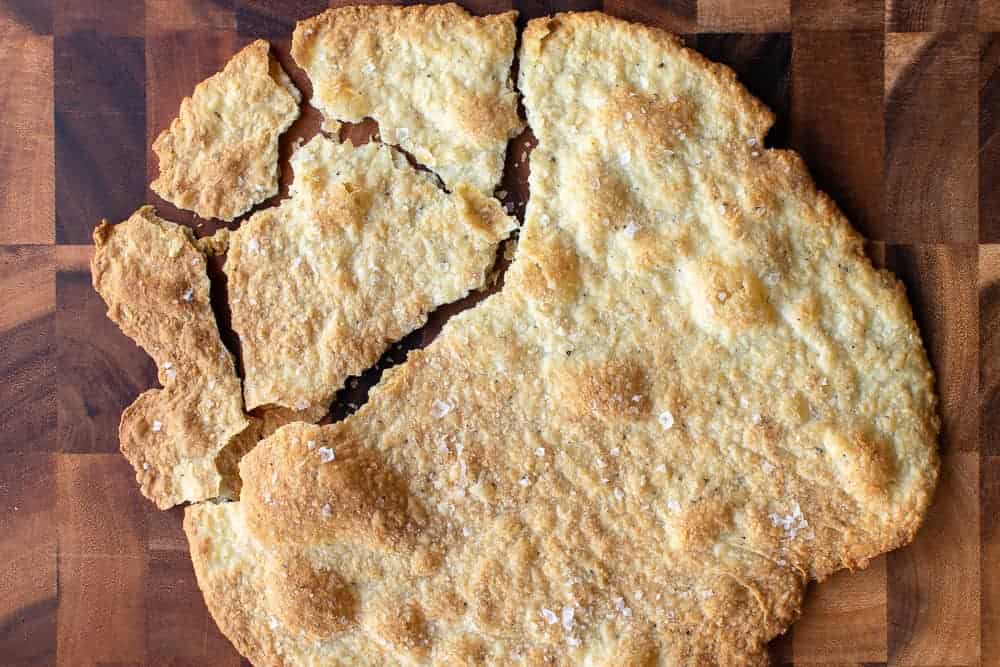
1;0;997;665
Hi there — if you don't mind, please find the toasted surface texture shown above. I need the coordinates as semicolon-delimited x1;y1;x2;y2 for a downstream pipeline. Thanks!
226;135;516;413
92;207;250;509
151;40;301;221
291;3;522;193
184;11;939;665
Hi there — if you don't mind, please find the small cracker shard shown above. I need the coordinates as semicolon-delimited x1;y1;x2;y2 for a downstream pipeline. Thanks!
151;40;301;221
186;11;939;665
226;135;516;413
92;206;248;508
292;3;523;193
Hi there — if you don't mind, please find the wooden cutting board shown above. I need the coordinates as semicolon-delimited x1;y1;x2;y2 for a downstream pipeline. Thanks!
1;0;995;664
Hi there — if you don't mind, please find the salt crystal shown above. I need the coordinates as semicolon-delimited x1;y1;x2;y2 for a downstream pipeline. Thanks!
142;462;150;470
396;127;410;142
655;463;667;473
658;410;674;430
747;138;757;147
769;501;809;539
322;503;332;518
182;288;193;302
717;291;728;302
614;487;625;500
318;447;336;463
610;447;620;457
268;616;280;630
625;111;633;121
762;460;775;474
619;151;631;166
307;440;316;450
623;222;641;238
362;61;376;75
561;606;574;630
535;447;545;457
613;596;632;618
567;636;581;647
152;420;162;432
295;399;309;411
519;476;530;487
248;238;260;253
163;361;172;369
635;590;643;600
667;499;681;513
430;399;453;418
540;608;558;625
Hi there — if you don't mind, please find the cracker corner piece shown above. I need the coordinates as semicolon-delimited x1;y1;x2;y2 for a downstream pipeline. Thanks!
227;135;516;414
92;206;249;509
291;3;522;193
151;39;301;222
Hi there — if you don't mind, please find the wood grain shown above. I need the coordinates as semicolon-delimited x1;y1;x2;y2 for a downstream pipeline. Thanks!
0;16;54;244
885;32;979;243
791;29;884;239
0;0;993;664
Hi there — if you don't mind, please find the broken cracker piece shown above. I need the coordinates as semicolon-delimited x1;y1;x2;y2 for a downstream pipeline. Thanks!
226;135;516;413
292;3;522;193
92;206;249;508
151;40;301;221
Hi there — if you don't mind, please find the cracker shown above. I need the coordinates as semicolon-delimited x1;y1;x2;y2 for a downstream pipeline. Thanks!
185;12;938;664
92;207;249;509
291;3;522;193
226;135;515;413
151;40;301;221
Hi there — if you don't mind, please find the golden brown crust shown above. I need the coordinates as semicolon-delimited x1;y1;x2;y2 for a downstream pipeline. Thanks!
183;10;939;665
226;136;515;413
92;207;249;508
291;3;523;193
151;40;301;221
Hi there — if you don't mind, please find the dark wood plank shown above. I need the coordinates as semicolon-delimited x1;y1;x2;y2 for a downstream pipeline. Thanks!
0;15;54;244
981;245;1000;456
885;32;979;243
791;30;885;238
1;0;54;35
792;557;887;663
982;0;1000;29
883;244;980;453
54;28;146;243
887;450;980;665
886;0;977;31
56;253;158;453
0;247;56;455
145;549;242;665
791;0;883;30
697;0;791;31
980;33;1000;243
0;454;57;666
53;0;143;36
602;0;698;33
145;0;235;32
983;454;1000;666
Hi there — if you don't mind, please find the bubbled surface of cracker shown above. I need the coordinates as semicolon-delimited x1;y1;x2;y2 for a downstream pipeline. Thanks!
92;207;250;509
185;12;939;665
226;135;516;413
291;3;523;194
151;40;301;221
